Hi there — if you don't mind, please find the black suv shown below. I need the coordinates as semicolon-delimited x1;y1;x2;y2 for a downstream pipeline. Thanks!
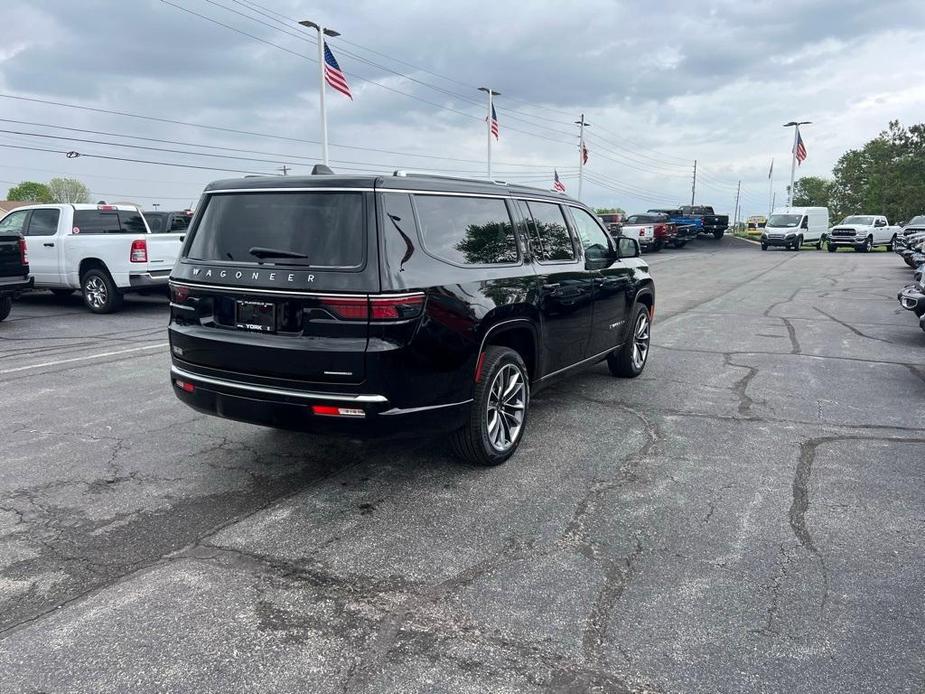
168;171;654;465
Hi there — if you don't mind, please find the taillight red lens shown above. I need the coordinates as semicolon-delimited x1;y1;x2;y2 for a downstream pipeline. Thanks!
319;293;425;321
174;379;195;393
130;239;148;263
311;405;365;417
18;237;27;266
169;283;190;303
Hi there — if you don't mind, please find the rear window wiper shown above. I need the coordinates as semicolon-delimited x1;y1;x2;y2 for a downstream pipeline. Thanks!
248;246;310;261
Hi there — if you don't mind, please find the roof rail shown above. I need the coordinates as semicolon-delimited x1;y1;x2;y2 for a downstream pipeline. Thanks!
393;170;509;185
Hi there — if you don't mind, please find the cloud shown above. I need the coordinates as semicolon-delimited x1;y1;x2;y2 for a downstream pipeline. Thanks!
0;0;923;216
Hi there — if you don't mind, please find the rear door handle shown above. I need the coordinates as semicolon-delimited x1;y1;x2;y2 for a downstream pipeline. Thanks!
43;242;55;247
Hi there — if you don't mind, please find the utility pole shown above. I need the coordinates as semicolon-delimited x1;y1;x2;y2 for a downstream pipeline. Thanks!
478;87;501;179
152;203;160;211
300;19;341;166
768;157;774;217
734;180;741;231
691;159;697;206
783;120;811;207
771;192;776;214
575;114;590;202
277;165;291;176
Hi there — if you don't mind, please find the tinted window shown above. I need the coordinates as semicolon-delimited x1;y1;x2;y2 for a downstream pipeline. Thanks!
27;209;60;236
119;211;147;234
144;212;167;233
73;210;121;234
571;208;612;262
625;214;661;224
169;214;192;232
0;210;29;235
415;195;517;266
526;201;574;262
186;192;365;268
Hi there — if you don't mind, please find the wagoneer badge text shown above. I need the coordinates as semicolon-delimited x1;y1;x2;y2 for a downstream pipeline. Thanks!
191;267;316;284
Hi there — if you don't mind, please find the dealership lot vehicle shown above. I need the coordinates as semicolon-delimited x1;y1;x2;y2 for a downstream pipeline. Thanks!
620;212;677;252
168;173;654;466
679;204;729;239
0;203;184;313
827;214;901;252
647;207;699;246
142;209;194;234
0;213;32;321
761;206;829;250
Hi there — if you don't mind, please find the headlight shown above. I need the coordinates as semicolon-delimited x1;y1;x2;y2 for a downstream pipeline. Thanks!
786;232;795;238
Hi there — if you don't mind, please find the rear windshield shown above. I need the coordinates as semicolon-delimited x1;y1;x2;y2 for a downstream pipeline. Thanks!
73;209;147;234
143;212;167;233
186;192;365;268
767;214;801;228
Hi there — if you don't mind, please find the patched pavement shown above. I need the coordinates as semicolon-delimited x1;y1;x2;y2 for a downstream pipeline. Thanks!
0;238;922;693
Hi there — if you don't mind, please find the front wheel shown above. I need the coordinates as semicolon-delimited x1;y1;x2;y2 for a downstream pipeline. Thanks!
607;304;651;378
887;234;896;252
713;230;724;240
761;243;768;251
0;296;11;322
652;240;664;252
673;240;687;249
450;346;529;466
855;236;872;253
827;242;837;253
82;268;124;314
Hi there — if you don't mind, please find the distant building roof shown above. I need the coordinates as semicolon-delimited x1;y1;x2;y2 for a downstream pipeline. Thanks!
0;201;32;214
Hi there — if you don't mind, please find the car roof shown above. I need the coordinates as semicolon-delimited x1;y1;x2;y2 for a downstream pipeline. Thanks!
0;203;140;213
203;173;581;204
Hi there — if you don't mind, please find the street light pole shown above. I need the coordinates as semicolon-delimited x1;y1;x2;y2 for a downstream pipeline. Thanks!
575;114;590;202
300;19;341;167
478;87;500;179
783;120;811;208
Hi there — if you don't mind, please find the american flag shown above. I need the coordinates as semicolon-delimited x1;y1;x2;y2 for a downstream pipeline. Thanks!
581;143;589;165
489;104;499;140
794;130;807;165
553;169;566;192
323;42;352;100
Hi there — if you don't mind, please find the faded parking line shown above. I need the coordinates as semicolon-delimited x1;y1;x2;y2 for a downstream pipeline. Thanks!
0;342;168;374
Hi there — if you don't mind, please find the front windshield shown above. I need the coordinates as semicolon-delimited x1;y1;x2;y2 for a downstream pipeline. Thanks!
767;214;801;228
841;216;874;225
905;216;925;227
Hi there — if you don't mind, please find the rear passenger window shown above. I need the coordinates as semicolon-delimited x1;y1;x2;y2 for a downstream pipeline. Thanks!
525;201;575;262
414;195;518;266
118;211;147;234
73;210;121;234
26;209;60;236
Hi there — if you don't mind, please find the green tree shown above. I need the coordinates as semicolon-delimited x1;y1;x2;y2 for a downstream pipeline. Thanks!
792;176;833;209
6;181;53;203
48;177;91;204
595;207;625;215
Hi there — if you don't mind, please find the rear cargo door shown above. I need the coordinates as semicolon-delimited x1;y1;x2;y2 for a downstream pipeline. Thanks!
169;190;380;385
145;211;191;272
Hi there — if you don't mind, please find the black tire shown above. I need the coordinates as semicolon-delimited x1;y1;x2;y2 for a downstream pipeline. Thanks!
607;303;651;378
713;230;724;239
791;235;803;251
887;234;896;252
81;268;123;314
0;296;11;322
673;240;687;249
827;242;837;253
50;288;75;298
856;236;872;253
761;243;768;251
652;240;664;252
450;346;529;467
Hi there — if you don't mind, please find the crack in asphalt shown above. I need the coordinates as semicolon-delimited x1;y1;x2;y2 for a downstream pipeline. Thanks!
781;317;802;354
723;354;761;418
812;305;894;344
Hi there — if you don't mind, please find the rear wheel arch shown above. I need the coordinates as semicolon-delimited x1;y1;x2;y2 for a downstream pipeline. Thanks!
78;257;111;282
478;319;538;382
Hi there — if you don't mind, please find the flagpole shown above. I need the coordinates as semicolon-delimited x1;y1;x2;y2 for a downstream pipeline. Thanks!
575;114;590;202
783;120;810;208
478;87;499;179
300;20;341;167
768;157;774;216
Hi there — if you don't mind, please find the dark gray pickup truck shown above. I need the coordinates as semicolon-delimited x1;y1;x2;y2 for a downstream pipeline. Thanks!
0;218;32;321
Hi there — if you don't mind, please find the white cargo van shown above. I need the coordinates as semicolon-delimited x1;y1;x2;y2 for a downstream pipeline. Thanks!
760;207;830;251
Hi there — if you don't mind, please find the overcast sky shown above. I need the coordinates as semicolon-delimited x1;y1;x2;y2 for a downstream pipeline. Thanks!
2;0;924;217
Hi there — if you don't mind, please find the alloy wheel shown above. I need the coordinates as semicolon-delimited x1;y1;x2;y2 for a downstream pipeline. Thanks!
485;364;526;452
84;276;108;309
632;311;650;370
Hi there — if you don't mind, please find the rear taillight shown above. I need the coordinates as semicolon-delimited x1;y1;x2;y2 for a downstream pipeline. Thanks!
169;283;190;303
130;239;148;263
174;379;195;393
311;405;365;417
319;293;425;321
18;237;27;266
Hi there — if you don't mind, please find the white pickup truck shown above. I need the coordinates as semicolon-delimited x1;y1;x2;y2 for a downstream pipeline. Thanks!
0;203;184;313
827;214;901;253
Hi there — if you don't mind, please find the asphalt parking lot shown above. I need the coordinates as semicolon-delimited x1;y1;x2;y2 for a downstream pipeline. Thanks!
0;237;922;693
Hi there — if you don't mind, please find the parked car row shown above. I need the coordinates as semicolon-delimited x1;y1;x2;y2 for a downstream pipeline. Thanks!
0;205;191;313
894;215;925;333
759;208;903;253
603;205;731;253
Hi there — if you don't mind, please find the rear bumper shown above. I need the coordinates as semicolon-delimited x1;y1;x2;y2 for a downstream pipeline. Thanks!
128;270;171;289
0;275;33;295
169;364;470;437
898;285;925;316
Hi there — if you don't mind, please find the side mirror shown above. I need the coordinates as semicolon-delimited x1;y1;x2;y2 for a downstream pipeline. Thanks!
615;236;640;259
